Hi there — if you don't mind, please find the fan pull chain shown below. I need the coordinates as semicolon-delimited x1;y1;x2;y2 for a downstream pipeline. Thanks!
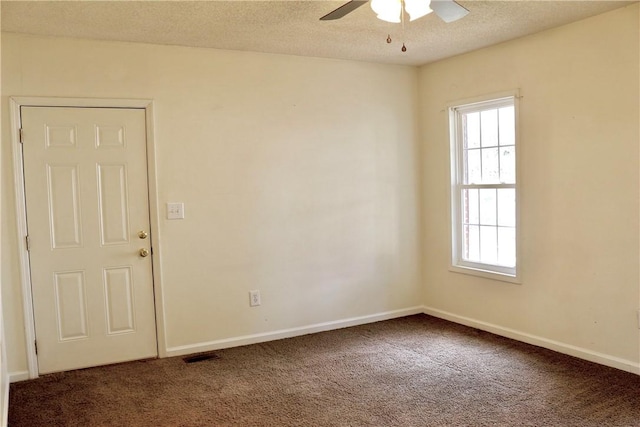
387;34;392;44
400;0;407;52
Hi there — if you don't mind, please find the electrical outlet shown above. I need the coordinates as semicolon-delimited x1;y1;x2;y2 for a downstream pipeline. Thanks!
249;290;261;307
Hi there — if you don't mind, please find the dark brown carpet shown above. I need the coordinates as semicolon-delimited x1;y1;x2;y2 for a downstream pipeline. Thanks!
8;314;640;426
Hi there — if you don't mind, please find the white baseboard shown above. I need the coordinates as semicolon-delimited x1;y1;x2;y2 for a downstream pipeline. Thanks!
166;306;424;357
8;371;30;383
1;376;7;427
423;306;640;375
1;385;6;427
13;307;636;380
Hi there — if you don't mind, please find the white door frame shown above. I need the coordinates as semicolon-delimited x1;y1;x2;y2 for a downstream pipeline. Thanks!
9;97;168;379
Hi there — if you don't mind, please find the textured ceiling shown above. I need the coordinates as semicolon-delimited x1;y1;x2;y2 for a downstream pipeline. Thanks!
1;0;636;66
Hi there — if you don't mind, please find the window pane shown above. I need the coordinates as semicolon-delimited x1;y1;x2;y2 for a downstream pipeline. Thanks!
497;188;515;227
465;149;481;184
465;112;480;149
463;188;479;225
500;146;515;184
499;106;515;146
498;227;516;267
480;109;498;147
464;225;480;262
481;147;499;183
480;226;498;265
479;188;497;226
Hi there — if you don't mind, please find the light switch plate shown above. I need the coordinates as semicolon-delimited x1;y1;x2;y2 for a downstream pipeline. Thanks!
167;202;185;220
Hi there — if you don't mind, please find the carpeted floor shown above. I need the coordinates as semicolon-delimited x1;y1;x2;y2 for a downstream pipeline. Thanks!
8;314;640;426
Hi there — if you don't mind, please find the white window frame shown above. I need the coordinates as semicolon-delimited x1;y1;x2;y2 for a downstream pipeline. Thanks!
448;91;521;284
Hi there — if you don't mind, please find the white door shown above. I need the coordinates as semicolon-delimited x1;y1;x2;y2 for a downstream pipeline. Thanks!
21;106;157;374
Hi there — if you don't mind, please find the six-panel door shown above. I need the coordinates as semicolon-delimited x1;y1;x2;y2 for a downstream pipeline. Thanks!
21;106;157;374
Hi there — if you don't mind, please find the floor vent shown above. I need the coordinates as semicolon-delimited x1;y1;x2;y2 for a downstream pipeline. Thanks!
183;352;220;364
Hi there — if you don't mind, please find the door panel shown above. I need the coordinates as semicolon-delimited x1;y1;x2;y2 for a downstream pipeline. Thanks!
21;106;157;374
103;266;136;334
47;164;83;248
54;270;88;341
97;163;130;246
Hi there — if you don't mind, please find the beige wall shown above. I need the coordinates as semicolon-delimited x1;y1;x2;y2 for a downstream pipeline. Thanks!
1;33;422;374
419;4;639;368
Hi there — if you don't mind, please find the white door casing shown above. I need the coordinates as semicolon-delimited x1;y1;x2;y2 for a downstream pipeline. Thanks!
21;106;158;374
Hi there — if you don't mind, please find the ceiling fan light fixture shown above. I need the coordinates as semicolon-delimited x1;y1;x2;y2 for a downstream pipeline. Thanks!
370;0;402;23
404;0;433;21
370;0;433;23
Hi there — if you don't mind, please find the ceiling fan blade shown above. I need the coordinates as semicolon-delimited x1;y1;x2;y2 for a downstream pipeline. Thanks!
431;0;469;23
320;0;368;21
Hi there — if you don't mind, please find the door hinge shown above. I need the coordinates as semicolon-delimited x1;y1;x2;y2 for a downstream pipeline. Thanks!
25;235;31;251
19;128;24;144
34;340;38;355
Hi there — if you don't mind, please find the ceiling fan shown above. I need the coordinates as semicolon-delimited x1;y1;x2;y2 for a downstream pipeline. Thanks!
320;0;469;24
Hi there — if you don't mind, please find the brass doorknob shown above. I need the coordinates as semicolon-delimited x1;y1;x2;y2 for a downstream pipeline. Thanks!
138;230;149;239
139;248;150;257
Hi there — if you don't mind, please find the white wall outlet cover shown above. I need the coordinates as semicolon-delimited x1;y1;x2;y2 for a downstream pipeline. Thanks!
249;290;261;307
167;202;185;220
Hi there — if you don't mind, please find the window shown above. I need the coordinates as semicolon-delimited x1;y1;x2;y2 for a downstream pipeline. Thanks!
449;93;519;282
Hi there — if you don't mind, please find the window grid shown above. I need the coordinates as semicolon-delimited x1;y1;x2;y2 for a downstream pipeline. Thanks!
461;187;515;268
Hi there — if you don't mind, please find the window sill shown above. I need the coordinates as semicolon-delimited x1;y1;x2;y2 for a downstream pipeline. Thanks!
449;264;521;284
